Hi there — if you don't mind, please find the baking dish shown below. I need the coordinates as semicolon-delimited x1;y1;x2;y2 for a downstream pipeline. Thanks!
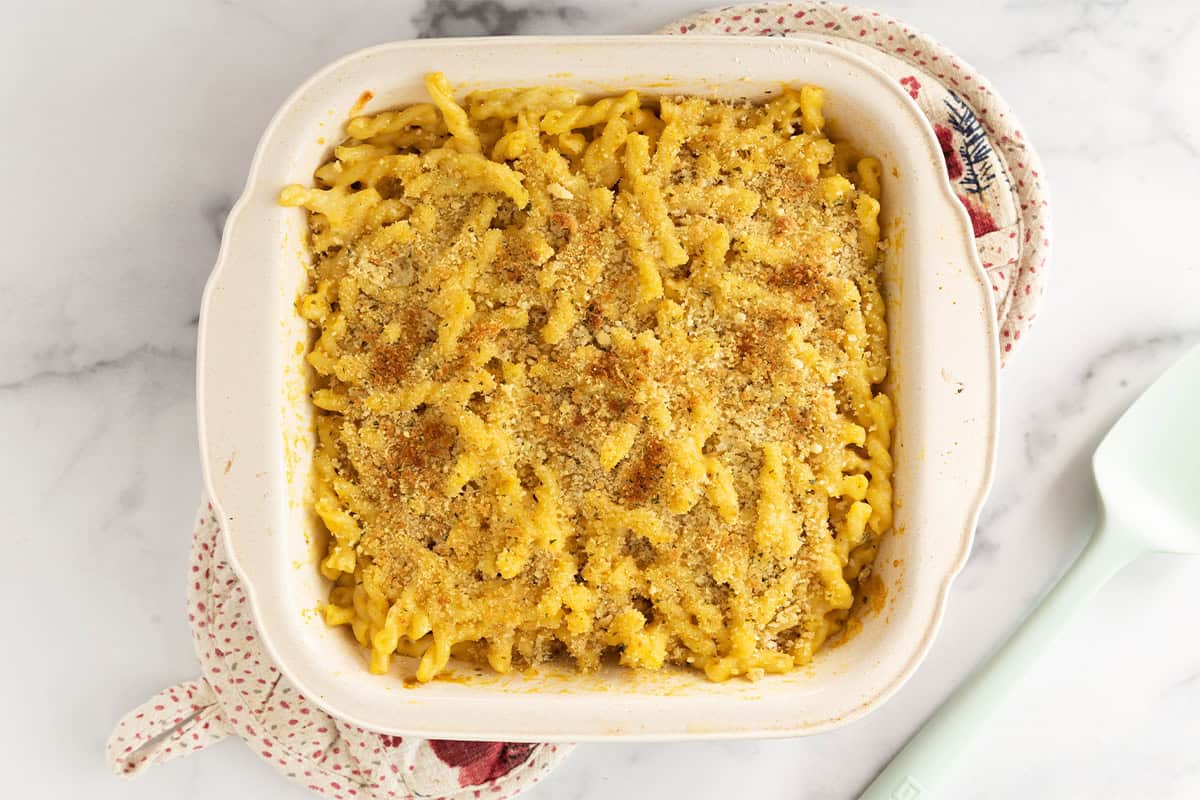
197;35;999;741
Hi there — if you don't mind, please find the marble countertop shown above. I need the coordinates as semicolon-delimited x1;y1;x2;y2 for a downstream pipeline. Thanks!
4;1;1199;797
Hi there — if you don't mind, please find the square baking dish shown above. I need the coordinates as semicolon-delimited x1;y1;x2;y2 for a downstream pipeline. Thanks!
197;35;999;741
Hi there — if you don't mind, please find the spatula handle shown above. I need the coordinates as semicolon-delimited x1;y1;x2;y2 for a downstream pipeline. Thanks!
858;522;1141;800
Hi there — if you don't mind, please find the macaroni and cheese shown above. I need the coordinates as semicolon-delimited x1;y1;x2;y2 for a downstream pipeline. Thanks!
281;74;893;683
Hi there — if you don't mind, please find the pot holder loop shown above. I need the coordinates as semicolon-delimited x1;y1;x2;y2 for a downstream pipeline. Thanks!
107;678;231;778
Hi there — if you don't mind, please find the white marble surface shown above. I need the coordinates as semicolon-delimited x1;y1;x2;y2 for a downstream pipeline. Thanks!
3;1;1199;797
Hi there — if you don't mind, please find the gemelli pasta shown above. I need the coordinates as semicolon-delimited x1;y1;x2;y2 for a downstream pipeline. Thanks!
281;73;893;683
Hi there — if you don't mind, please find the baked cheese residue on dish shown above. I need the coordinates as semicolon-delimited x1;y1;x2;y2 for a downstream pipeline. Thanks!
281;73;894;683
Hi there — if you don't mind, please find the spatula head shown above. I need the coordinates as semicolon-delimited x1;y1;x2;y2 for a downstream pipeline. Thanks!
1093;343;1200;554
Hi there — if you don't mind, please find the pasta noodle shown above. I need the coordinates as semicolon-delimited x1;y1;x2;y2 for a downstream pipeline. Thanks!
282;74;894;683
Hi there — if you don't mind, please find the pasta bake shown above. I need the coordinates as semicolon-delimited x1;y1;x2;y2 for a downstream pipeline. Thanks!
280;73;893;683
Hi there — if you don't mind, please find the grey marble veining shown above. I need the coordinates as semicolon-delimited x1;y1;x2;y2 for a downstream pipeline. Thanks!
412;0;590;37
3;1;1199;798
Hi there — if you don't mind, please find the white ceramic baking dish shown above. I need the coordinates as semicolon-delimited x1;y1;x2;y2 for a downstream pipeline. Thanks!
197;35;998;741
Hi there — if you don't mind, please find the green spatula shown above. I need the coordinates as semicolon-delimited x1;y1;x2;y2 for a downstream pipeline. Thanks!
860;343;1200;800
